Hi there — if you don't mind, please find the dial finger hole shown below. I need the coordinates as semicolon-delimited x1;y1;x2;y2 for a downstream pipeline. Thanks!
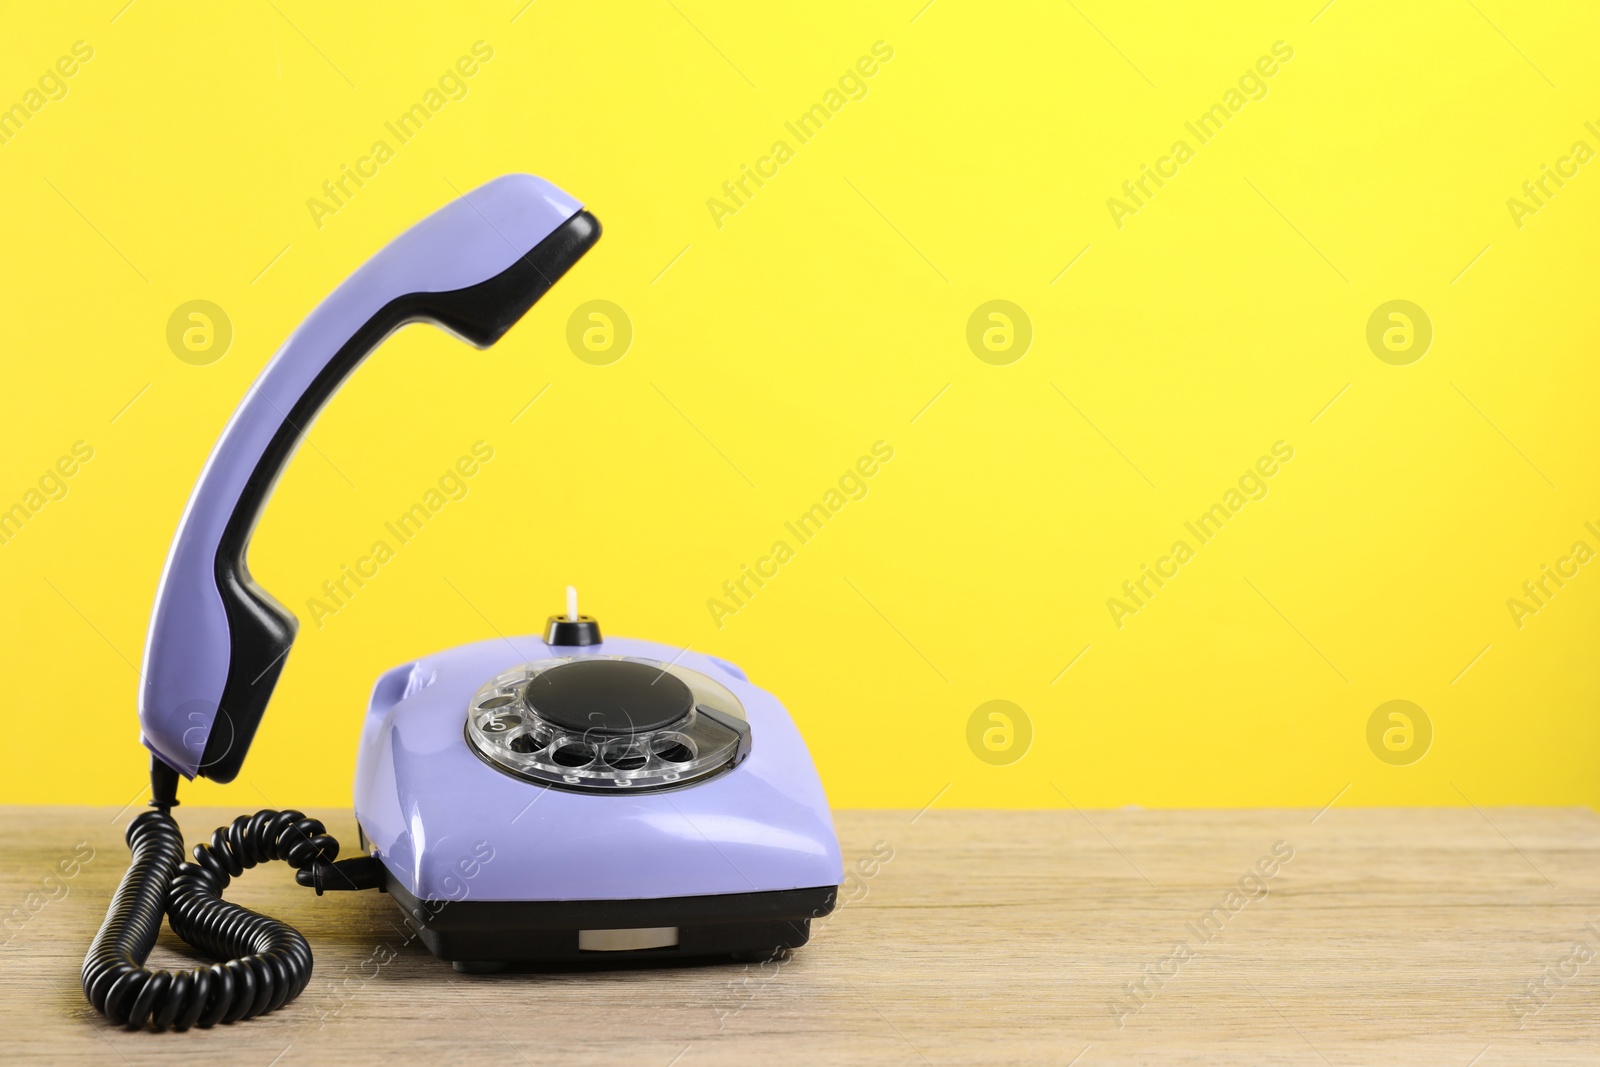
602;741;649;771
651;735;696;764
550;741;596;767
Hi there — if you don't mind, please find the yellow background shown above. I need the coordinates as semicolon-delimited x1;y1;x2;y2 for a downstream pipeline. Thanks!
1;1;1595;810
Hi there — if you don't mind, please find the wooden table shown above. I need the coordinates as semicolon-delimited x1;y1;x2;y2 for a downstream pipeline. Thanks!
3;805;1597;1065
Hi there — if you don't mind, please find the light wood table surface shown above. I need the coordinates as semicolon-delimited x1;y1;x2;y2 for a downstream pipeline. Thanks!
2;805;1598;1065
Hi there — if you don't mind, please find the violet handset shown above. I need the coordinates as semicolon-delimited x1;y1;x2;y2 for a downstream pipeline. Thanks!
139;175;598;782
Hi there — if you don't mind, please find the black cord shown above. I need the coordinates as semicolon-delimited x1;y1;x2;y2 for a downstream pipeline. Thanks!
81;760;360;1031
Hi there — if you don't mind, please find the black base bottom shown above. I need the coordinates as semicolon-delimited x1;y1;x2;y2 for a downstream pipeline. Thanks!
384;874;837;965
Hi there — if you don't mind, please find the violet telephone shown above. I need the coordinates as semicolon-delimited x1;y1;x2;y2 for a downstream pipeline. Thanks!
82;175;842;1031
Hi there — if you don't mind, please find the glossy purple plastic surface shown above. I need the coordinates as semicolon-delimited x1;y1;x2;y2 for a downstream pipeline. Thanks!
139;176;582;776
354;636;844;902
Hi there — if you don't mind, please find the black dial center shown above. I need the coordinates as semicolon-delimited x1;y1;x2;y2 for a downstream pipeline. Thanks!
525;660;693;735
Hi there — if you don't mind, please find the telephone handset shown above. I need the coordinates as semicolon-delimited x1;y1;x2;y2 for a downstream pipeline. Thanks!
140;175;598;783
